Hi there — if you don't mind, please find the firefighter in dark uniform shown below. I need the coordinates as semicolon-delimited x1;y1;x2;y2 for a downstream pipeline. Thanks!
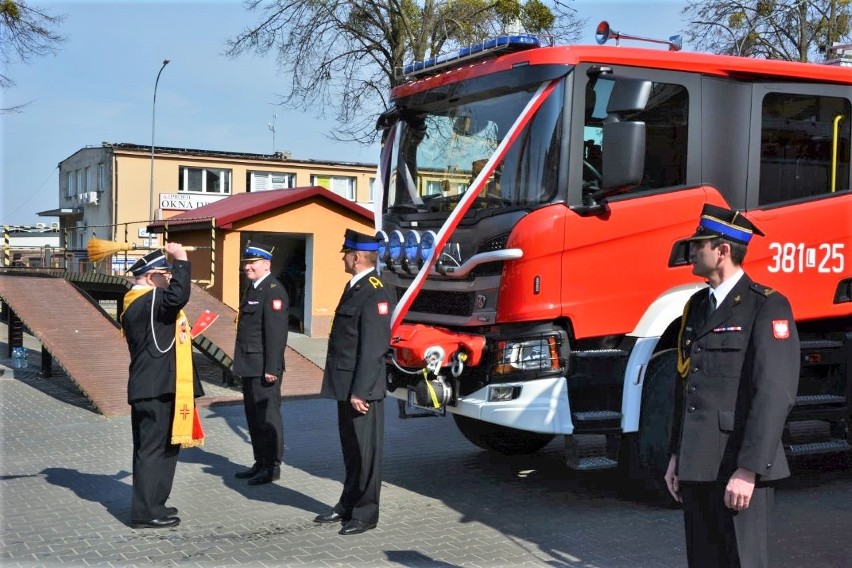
122;244;204;529
314;229;393;535
232;241;289;485
665;204;800;567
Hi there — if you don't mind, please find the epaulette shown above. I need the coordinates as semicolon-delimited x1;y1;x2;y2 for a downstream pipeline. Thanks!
751;283;775;297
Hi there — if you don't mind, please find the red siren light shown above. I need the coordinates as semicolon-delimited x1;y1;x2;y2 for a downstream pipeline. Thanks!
593;20;682;51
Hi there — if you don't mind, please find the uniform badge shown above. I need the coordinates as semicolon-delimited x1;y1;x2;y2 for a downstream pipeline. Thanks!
272;299;283;311
377;301;389;315
772;320;790;339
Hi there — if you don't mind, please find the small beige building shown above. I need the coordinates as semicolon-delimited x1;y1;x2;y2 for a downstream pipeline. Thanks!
148;186;374;337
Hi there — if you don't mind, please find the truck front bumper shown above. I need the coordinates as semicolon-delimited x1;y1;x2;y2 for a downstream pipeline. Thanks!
389;376;574;435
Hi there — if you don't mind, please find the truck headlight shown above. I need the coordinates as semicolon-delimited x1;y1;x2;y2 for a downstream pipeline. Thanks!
492;336;561;375
376;230;389;264
388;230;404;263
420;230;436;262
404;230;421;264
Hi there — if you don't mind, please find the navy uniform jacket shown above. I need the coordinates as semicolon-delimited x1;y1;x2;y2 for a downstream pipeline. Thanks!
122;260;204;403
669;273;800;482
233;275;289;378
321;269;393;401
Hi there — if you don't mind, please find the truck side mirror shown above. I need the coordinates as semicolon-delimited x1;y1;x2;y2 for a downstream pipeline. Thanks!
587;77;652;200
607;78;652;114
601;121;646;194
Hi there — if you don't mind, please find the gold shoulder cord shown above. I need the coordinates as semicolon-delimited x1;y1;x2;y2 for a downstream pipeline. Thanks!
676;297;692;380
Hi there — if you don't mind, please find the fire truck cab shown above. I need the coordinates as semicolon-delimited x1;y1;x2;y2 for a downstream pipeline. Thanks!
375;26;851;493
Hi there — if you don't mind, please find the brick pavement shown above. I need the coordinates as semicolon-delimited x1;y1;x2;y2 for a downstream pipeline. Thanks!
1;340;851;567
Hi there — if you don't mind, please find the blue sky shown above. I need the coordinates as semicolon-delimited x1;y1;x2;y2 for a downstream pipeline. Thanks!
0;0;687;226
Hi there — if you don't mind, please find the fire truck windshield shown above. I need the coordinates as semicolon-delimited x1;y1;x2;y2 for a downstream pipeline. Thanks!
384;77;565;215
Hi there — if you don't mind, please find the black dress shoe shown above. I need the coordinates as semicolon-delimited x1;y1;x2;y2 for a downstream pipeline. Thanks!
313;510;348;524
339;519;377;535
165;507;178;516
235;463;262;479
130;516;181;529
247;466;280;485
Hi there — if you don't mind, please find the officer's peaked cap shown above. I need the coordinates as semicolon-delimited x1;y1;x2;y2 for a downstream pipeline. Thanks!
128;250;172;277
687;204;764;245
341;229;379;252
242;241;274;261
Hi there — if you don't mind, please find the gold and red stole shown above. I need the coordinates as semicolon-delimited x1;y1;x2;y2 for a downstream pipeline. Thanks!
123;287;205;448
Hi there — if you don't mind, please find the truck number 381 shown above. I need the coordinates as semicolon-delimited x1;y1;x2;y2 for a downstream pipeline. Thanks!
767;243;845;273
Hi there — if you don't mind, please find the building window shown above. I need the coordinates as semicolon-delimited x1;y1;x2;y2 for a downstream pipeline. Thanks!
368;177;377;203
85;166;93;192
425;180;444;196
66;171;75;198
248;170;297;192
96;163;105;192
77;169;86;195
312;175;356;200
179;166;231;194
759;93;851;205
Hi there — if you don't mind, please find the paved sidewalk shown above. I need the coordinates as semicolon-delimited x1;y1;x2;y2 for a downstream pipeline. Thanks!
1;333;850;567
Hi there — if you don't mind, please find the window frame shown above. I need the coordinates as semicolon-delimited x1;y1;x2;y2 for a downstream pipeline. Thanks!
568;64;702;206
248;170;297;192
311;174;356;200
76;169;86;195
66;171;75;198
178;166;232;194
747;82;852;209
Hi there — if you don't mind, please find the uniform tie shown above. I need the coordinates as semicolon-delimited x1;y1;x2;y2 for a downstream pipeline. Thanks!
708;292;717;319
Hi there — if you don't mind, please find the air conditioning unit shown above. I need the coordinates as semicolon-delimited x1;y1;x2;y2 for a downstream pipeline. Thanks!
36;223;46;230
50;222;59;230
84;191;99;205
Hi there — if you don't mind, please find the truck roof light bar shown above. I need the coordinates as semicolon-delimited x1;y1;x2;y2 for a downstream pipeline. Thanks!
595;21;682;52
401;34;542;79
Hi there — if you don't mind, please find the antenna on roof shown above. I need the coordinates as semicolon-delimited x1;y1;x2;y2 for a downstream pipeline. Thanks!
268;112;277;154
595;21;682;51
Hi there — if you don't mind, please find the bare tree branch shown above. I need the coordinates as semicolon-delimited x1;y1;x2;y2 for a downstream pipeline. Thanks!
226;0;583;145
0;0;65;91
682;0;851;62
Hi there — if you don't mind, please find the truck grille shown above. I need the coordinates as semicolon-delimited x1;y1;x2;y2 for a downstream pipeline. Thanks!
397;287;474;316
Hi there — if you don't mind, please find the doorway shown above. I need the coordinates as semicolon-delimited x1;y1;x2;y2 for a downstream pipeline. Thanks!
239;232;309;333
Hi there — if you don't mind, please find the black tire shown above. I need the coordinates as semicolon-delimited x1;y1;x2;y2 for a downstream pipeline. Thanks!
453;414;555;455
621;349;679;505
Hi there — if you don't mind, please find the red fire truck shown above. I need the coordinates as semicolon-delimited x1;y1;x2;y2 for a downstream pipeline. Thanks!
374;23;851;493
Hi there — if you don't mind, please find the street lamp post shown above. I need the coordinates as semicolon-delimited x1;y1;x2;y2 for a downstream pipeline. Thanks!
149;59;170;223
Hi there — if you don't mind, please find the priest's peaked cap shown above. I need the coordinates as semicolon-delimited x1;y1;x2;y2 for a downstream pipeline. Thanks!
128;250;172;276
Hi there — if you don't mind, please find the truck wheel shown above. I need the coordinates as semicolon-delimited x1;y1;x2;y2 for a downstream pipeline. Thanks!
622;349;678;505
453;414;555;455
